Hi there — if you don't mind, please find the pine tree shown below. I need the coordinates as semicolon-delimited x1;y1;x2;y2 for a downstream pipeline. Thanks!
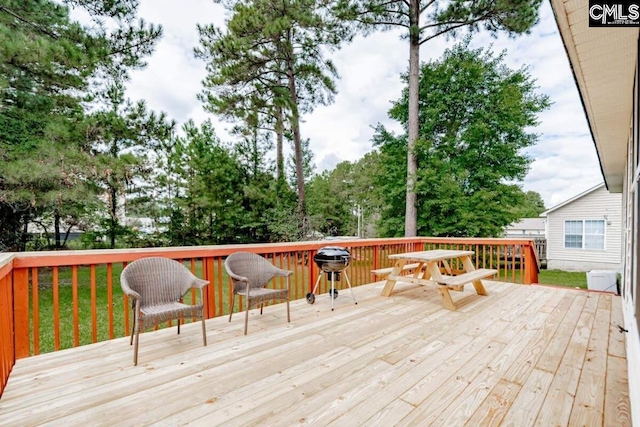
336;0;542;236
197;0;350;238
0;0;171;249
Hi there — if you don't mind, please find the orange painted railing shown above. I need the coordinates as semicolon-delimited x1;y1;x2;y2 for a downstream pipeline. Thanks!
0;255;15;399
0;237;539;398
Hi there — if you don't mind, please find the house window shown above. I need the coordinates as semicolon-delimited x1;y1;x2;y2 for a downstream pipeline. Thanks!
564;220;605;250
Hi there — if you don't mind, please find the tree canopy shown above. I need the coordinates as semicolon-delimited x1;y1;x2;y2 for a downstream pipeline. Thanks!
0;2;553;250
373;40;550;237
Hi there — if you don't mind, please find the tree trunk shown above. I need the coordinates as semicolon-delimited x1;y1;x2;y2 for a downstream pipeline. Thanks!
285;35;307;237
405;0;420;237
275;106;285;198
109;185;117;249
54;210;61;249
62;225;72;247
20;211;29;252
252;127;259;178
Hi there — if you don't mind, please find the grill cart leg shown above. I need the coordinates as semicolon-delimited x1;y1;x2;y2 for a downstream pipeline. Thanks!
343;271;358;305
306;274;323;304
330;272;336;311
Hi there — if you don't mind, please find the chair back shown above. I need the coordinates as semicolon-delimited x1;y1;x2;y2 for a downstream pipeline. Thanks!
225;252;279;289
121;257;198;308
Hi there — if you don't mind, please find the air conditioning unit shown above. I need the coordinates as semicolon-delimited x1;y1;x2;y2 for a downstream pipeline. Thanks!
586;270;618;293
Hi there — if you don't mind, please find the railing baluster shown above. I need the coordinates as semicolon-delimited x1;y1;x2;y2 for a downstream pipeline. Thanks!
72;266;79;347
511;245;516;283
189;259;196;322
123;262;130;337
107;264;115;338
214;257;222;317
52;267;60;351
90;265;97;343
32;267;39;355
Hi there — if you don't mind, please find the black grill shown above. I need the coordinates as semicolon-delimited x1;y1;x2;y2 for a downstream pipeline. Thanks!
307;246;357;310
314;246;351;275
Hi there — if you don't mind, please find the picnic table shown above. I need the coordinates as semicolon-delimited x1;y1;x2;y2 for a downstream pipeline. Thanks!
379;249;497;310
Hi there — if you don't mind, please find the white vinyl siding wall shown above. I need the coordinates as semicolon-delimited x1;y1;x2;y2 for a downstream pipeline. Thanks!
546;186;622;271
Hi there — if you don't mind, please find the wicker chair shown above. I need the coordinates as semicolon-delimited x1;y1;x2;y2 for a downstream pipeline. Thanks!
225;252;293;335
120;257;209;365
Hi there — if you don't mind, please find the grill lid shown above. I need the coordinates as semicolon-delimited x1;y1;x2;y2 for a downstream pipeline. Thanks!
314;246;351;272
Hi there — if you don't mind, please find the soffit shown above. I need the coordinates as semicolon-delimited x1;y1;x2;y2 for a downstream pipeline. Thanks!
550;0;638;192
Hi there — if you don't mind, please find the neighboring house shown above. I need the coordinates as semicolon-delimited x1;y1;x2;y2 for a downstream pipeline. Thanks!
540;183;622;272
504;218;545;237
550;2;640;424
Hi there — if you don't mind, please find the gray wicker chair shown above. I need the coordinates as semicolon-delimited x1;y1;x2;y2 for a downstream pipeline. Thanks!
225;252;293;335
120;257;209;365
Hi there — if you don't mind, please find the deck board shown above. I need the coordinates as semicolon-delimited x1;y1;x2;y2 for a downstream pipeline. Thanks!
0;280;631;427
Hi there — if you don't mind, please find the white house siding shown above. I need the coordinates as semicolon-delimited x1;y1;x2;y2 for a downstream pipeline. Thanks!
546;186;622;271
622;111;640;427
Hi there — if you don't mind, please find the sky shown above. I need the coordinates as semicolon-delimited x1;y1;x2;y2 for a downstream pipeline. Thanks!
106;0;604;210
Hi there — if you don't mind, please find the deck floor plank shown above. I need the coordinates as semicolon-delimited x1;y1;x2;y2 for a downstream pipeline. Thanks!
604;354;632;427
567;295;611;427
608;294;627;358
0;281;631;427
533;295;598;426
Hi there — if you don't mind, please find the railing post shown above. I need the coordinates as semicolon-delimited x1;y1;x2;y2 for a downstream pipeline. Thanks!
204;257;216;319
308;249;317;293
1;263;16;397
373;245;379;271
12;267;30;358
524;243;539;285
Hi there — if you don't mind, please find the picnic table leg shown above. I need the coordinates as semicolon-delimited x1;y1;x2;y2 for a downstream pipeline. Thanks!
380;260;405;297
472;280;488;296
442;259;452;275
420;262;433;280
461;255;488;296
437;286;456;311
413;262;426;278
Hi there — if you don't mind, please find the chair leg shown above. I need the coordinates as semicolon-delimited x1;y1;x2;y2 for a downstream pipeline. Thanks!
129;316;135;345
244;304;249;335
133;330;140;366
260;303;263;315
229;294;235;322
201;315;207;346
286;299;290;323
177;318;181;335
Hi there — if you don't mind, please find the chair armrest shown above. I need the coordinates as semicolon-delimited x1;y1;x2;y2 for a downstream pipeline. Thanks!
268;269;293;291
227;270;250;283
120;279;141;300
273;268;293;278
191;277;209;289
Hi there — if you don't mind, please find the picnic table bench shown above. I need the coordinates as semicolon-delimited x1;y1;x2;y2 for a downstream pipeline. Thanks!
371;263;422;278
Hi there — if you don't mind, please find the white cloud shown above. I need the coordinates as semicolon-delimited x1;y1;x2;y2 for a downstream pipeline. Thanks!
112;0;601;210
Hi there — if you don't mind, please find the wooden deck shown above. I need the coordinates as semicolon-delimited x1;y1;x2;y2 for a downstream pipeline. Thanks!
0;280;631;426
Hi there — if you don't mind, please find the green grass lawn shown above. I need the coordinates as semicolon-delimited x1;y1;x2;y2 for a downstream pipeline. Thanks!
492;267;589;289
537;269;589;289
